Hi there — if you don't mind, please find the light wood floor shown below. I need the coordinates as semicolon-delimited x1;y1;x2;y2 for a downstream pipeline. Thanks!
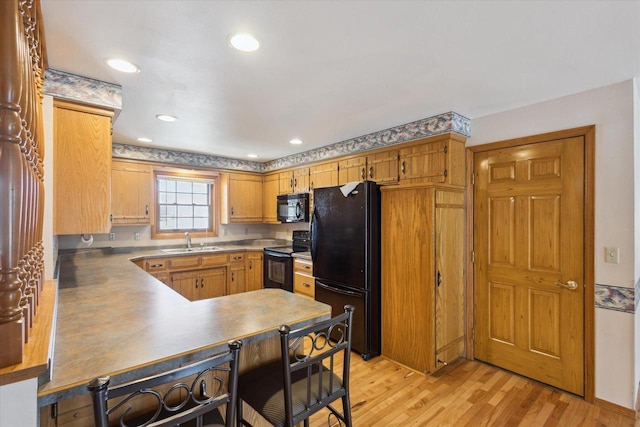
309;354;636;427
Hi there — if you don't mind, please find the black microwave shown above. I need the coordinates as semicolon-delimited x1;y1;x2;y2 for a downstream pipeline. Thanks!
277;193;309;223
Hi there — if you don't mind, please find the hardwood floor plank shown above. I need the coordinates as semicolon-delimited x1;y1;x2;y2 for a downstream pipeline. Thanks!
308;354;635;426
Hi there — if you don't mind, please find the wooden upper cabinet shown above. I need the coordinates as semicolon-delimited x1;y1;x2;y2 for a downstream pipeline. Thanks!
111;160;152;225
399;135;465;186
279;167;309;194
262;173;279;223
309;161;338;190
53;100;113;235
338;156;367;185
339;150;399;186
220;172;263;223
366;149;399;185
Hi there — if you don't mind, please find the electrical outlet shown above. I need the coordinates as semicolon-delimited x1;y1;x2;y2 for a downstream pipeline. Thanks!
604;247;619;264
109;232;115;241
134;232;140;240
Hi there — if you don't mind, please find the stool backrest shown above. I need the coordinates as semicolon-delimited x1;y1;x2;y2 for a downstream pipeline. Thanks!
88;340;242;427
279;305;354;426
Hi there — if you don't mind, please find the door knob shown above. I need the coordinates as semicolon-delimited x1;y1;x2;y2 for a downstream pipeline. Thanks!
555;280;579;290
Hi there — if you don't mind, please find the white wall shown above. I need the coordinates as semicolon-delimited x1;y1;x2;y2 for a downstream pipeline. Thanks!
468;80;636;409
43;95;56;280
0;378;38;427
634;77;640;410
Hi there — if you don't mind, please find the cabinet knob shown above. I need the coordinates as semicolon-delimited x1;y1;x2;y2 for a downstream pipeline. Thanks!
360;168;365;180
232;272;235;281
303;282;310;288
231;207;235;216
401;161;406;174
369;166;373;179
249;260;252;269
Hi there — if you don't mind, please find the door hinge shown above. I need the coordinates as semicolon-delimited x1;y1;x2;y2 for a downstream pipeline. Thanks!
471;251;475;263
471;173;475;186
472;328;475;342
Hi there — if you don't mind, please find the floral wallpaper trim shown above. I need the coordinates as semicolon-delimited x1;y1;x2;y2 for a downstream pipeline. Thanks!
112;143;264;172
44;69;122;114
113;111;470;172
595;284;634;314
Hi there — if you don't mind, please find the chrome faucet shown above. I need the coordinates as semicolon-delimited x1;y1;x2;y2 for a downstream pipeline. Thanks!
185;231;192;249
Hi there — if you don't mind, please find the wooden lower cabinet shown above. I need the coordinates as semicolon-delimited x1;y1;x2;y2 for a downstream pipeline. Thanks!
172;268;226;301
228;256;246;295
246;251;263;291
381;184;465;374
293;258;314;299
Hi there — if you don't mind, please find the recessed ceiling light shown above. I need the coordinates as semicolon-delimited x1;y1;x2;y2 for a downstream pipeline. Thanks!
228;33;260;52
156;114;177;122
247;154;259;158
289;138;303;145
137;137;152;143
106;58;140;73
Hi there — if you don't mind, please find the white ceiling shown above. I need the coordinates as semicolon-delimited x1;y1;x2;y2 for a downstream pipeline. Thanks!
41;1;640;162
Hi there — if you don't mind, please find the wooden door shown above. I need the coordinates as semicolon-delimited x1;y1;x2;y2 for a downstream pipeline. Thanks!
473;136;585;396
246;252;263;291
227;174;263;222
262;173;279;223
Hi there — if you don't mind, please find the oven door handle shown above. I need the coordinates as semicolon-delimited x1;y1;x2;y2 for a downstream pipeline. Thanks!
316;282;361;297
265;251;292;258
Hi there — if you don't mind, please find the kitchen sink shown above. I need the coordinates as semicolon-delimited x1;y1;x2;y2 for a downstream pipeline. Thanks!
161;246;223;254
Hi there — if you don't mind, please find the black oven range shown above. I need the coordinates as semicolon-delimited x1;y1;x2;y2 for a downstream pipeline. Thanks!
263;230;311;292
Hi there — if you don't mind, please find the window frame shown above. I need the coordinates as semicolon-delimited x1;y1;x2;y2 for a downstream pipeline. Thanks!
151;169;220;239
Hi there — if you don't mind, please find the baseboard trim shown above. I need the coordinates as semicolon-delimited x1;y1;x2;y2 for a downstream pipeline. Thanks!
595;398;636;419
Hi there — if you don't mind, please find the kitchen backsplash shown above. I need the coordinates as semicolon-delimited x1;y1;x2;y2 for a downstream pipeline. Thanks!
56;223;306;250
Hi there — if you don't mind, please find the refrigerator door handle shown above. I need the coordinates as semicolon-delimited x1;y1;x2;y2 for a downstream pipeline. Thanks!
310;208;318;259
316;281;362;297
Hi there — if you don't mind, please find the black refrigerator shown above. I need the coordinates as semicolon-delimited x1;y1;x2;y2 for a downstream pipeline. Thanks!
310;180;380;360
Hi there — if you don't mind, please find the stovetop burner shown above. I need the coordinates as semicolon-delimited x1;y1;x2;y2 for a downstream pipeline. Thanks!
264;230;310;254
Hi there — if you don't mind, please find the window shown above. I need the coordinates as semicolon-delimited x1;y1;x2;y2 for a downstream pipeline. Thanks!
152;171;219;238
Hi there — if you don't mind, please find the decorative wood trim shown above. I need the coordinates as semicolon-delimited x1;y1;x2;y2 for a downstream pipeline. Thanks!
0;279;56;386
0;0;47;368
465;125;596;403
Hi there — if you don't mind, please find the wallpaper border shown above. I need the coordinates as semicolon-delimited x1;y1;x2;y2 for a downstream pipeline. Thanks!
595;283;635;314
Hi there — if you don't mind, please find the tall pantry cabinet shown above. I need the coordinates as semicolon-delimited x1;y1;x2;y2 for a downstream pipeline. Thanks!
381;184;465;373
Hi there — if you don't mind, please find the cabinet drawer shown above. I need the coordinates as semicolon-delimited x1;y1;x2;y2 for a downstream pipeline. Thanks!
167;256;201;270
229;253;245;263
294;273;314;298
145;258;167;272
201;253;229;267
294;258;313;274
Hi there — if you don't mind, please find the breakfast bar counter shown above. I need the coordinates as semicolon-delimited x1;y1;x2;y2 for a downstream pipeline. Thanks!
37;249;331;416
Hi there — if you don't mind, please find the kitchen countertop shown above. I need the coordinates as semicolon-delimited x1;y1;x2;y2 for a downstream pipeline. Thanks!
292;251;312;261
37;245;330;406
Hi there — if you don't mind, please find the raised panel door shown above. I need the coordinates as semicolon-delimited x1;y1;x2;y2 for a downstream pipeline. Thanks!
473;137;585;395
293;167;309;193
223;173;263;223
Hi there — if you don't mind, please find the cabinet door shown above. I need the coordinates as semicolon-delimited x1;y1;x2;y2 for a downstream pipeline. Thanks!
262;173;280;223
279;171;294;194
434;190;465;368
338;156;367;185
221;173;263;223
54;100;113;235
381;186;436;374
111;161;152;224
309;162;338;190
367;149;399;185
199;268;226;299
293;167;309;193
172;270;198;300
246;252;263;291
228;263;246;295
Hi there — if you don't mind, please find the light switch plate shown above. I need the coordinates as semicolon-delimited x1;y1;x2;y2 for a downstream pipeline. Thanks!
134;232;140;240
109;233;115;241
604;247;619;264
